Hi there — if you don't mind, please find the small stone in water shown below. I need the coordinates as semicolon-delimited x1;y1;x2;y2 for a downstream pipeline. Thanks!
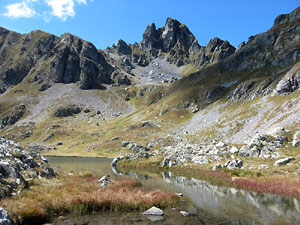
180;211;190;216
143;206;164;216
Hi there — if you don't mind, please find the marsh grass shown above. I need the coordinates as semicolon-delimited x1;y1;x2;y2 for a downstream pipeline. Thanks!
233;176;300;199
0;175;179;225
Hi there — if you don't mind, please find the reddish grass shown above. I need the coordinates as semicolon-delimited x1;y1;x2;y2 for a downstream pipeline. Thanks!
0;175;179;225
233;177;300;199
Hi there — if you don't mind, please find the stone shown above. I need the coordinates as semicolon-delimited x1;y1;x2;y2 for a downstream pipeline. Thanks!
229;146;239;154
180;211;190;216
292;131;300;147
216;141;227;148
110;156;124;167
191;156;209;165
168;161;177;167
121;140;131;147
224;159;243;170
212;163;223;171
143;206;164;216
238;146;251;157
274;157;295;166
161;157;170;167
175;193;183;197
0;207;12;225
258;165;270;170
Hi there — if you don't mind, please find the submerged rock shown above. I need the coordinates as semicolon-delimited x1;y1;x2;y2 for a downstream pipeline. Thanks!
143;206;164;216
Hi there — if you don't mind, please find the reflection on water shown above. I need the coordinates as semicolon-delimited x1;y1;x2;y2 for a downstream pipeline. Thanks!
48;157;300;225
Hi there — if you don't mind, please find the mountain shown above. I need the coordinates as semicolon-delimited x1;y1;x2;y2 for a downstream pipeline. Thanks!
0;7;299;169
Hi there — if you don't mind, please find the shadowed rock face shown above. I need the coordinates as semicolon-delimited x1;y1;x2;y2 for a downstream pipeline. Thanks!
0;30;114;93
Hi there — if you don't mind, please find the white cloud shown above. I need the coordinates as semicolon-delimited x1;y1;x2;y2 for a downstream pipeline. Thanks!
4;1;36;19
3;0;90;21
45;0;87;21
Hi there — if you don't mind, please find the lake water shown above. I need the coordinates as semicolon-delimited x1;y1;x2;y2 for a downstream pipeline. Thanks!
48;156;300;225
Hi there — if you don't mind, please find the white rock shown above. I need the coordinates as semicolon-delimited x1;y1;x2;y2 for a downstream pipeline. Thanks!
180;211;190;216
292;131;300;147
274;157;295;166
229;146;239;154
216;141;227;147
258;165;270;170
143;206;164;216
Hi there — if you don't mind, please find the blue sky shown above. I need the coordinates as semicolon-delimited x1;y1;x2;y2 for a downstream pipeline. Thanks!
0;1;299;49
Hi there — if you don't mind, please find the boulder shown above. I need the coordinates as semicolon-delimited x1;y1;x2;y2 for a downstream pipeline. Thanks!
292;131;300;147
191;156;209;165
0;207;12;225
143;206;164;216
180;211;190;216
224;159;243;170
110;156;124;167
216;141;227;148
120;140;131;147
274;157;295;166
161;157;170;167
212;163;223;171
229;146;239;154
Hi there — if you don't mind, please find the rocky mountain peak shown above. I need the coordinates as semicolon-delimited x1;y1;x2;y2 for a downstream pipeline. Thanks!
116;39;132;55
139;18;199;54
205;37;236;61
274;7;300;26
140;23;160;52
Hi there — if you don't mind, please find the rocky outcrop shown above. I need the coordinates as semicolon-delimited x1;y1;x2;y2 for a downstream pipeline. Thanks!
116;39;132;55
273;62;300;95
205;37;236;62
0;137;55;198
53;105;82;117
0;105;26;129
238;133;283;158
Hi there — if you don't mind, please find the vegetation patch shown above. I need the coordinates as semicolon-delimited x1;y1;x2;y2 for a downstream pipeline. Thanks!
233;176;300;199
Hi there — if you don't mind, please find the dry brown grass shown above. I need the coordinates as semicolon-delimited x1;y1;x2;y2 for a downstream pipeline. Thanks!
234;176;300;199
0;175;179;225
